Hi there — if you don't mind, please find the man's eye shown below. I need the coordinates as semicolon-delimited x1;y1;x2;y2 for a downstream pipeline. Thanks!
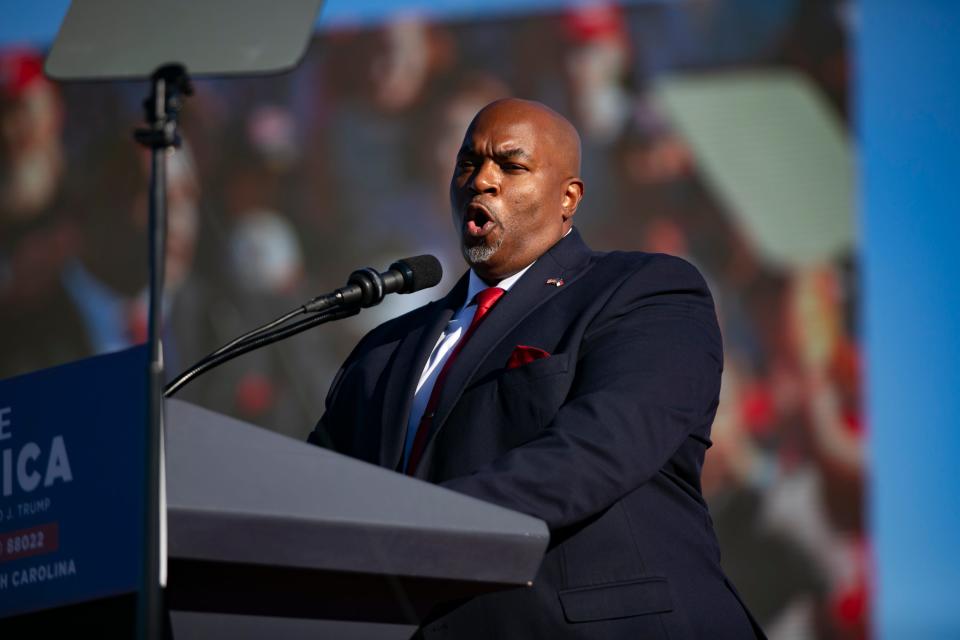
503;163;526;172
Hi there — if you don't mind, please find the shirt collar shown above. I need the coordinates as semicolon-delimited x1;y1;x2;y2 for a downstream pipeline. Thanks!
464;260;534;311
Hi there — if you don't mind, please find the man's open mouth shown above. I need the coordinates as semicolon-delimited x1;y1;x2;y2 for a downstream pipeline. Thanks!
464;203;497;238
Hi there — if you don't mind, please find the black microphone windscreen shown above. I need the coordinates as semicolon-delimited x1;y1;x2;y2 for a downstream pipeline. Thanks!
394;255;443;292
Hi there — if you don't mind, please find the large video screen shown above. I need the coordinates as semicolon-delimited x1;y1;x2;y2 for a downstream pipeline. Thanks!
0;3;862;637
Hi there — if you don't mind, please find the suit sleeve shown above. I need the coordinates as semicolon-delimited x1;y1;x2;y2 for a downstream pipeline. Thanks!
307;364;347;450
440;256;723;531
307;327;374;452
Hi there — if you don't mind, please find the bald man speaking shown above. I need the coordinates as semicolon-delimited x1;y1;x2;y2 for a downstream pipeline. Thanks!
310;99;765;639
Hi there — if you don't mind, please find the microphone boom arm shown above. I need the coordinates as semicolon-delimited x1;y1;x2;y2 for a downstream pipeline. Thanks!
162;254;441;398
164;305;359;398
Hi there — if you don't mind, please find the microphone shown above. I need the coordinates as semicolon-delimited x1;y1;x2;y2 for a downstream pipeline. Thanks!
304;254;443;312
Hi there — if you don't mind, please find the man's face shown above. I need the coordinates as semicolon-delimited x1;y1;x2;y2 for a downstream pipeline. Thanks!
449;106;573;282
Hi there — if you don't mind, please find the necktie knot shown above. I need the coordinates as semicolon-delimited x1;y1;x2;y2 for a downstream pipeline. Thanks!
473;287;505;321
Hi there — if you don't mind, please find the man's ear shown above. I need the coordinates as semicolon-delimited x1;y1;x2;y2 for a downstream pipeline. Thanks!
561;178;585;223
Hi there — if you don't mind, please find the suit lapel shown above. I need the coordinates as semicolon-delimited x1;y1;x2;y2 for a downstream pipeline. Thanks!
378;275;467;469
424;229;595;460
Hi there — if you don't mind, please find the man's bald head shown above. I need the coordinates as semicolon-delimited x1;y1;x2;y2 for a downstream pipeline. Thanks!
471;98;582;178
450;98;586;283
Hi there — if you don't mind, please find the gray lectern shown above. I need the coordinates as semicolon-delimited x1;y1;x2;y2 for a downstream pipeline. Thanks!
163;400;549;638
0;392;549;640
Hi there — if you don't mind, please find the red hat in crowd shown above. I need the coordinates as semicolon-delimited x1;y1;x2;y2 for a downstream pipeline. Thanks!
0;48;48;100
563;2;627;44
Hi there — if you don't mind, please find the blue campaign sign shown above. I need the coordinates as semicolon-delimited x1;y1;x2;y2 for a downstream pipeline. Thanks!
0;346;148;618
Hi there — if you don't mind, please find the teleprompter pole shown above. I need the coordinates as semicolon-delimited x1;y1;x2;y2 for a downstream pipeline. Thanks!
134;64;192;640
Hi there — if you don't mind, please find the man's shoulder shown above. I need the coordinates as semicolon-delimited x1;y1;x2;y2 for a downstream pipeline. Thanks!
549;228;708;288
588;249;709;290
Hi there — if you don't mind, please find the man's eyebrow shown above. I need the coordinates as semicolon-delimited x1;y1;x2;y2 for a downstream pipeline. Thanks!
456;146;532;161
495;147;532;161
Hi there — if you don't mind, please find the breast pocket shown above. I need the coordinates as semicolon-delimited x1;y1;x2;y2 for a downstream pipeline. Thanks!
498;350;571;384
495;352;572;437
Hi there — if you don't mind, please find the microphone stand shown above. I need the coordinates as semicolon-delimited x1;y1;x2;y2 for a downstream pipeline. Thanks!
164;305;359;398
133;64;192;640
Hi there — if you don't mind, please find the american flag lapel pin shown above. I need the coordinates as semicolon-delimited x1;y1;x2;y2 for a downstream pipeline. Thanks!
546;277;564;287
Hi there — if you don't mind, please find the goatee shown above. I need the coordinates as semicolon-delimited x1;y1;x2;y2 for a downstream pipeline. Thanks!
463;234;504;265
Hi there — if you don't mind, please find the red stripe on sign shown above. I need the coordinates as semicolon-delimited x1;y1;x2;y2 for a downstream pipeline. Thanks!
0;522;59;563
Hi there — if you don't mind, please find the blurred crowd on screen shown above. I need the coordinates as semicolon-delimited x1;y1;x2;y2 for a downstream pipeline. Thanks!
0;1;863;637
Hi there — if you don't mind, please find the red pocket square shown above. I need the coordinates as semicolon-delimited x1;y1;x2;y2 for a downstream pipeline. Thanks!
507;345;551;370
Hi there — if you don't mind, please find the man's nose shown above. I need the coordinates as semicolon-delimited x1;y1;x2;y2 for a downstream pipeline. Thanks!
470;160;499;195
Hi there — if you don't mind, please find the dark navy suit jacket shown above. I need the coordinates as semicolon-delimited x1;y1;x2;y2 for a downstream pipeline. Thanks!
310;229;764;639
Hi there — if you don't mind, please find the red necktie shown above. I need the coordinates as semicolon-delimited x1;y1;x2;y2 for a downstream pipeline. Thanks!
405;286;505;475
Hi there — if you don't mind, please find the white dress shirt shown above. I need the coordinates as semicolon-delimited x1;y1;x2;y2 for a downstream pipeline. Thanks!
402;263;534;467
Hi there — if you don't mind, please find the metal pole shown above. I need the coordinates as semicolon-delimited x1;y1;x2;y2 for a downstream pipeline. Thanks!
135;65;191;640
